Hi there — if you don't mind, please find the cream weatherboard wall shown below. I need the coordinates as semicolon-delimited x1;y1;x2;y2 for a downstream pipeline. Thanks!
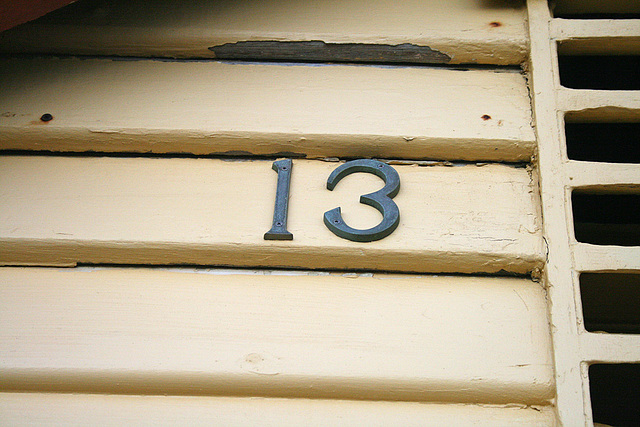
0;1;636;425
0;1;550;425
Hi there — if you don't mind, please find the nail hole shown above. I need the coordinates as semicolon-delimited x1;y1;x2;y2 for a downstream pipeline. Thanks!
481;115;492;120
40;113;53;122
281;166;287;170
275;222;283;226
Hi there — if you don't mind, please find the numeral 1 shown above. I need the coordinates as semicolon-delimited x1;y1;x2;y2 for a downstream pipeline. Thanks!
264;159;294;240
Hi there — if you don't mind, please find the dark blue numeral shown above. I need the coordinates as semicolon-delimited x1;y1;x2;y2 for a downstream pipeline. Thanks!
324;159;400;242
264;159;294;240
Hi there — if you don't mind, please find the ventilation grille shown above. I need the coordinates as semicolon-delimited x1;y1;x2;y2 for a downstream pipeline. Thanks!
554;5;640;426
532;1;640;425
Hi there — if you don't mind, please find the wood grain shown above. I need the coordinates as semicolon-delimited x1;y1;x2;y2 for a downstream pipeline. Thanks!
0;57;535;161
0;156;543;273
0;268;554;404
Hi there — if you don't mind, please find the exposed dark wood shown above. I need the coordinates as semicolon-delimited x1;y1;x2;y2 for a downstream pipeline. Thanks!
210;41;451;64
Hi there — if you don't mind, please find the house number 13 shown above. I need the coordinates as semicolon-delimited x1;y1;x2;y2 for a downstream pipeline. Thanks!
264;159;400;242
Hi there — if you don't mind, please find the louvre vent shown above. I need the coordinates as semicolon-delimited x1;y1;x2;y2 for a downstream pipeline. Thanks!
530;1;640;424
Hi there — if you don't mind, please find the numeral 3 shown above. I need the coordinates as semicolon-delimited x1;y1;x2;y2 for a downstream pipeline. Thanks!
323;159;400;242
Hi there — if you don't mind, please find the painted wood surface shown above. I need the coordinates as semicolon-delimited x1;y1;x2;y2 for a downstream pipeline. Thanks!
0;0;528;65
0;156;543;273
0;393;557;426
0;268;554;404
552;19;640;55
566;161;640;190
559;89;640;121
572;244;640;272
580;334;640;364
0;57;535;161
526;1;587;423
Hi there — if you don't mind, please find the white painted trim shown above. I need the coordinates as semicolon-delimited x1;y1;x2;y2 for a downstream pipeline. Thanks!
573;244;640;272
580;333;640;363
558;89;640;118
566;161;640;190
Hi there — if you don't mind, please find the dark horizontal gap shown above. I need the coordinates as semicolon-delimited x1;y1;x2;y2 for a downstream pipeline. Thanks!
0;149;305;161
558;55;640;90
572;192;640;245
0;52;523;72
0;150;529;168
589;364;640;426
555;13;640;19
71;263;534;280
565;122;640;163
580;273;640;334
10;0;125;25
550;0;640;17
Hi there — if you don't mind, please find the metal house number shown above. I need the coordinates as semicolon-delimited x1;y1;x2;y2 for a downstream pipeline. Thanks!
264;159;400;242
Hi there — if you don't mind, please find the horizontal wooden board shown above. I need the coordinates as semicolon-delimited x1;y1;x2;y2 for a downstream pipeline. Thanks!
0;268;554;404
0;156;543;274
0;57;535;162
0;0;528;65
0;393;557;426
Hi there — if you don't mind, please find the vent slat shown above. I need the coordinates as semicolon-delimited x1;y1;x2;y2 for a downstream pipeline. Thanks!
581;334;640;363
558;89;640;118
552;19;640;55
573;244;640;272
567;162;640;190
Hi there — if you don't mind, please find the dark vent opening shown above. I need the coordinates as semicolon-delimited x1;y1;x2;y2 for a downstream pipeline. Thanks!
565;122;640;163
581;273;640;333
589;364;640;426
551;0;640;18
572;192;640;246
558;55;640;90
555;13;640;19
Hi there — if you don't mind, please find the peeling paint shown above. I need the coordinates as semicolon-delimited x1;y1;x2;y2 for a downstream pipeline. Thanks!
209;40;451;64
